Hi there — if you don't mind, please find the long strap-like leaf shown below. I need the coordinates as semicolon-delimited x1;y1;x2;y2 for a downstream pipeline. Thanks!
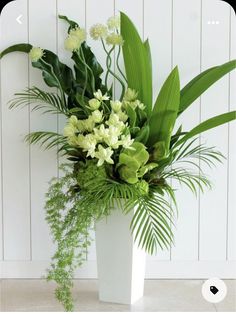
148;66;180;148
179;60;236;115
121;12;153;117
175;111;236;147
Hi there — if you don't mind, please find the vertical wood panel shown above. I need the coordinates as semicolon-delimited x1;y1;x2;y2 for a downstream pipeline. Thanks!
228;6;236;261
200;0;230;260
144;0;172;261
0;18;3;261
28;0;57;260
171;0;201;261
0;0;235;276
0;0;30;260
144;0;172;99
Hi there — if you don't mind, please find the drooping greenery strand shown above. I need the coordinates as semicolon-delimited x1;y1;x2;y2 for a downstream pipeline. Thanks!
45;165;93;311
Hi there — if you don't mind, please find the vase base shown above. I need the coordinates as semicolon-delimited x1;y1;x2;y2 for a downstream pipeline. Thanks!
98;293;144;305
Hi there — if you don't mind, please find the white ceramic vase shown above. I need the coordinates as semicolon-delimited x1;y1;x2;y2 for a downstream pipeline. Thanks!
95;204;146;304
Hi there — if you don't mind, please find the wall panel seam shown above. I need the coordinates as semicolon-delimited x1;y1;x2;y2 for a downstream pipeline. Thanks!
226;6;232;261
27;0;33;262
0;22;4;261
198;0;203;261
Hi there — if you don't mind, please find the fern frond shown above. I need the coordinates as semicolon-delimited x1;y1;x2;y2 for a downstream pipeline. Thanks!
9;86;69;116
25;131;68;152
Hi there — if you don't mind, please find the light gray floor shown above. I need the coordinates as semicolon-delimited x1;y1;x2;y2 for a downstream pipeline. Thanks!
0;279;235;312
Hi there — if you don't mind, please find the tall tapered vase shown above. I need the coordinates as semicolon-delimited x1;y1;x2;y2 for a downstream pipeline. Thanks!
95;204;146;304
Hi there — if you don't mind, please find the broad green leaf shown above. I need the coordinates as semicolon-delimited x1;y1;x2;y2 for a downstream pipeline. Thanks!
175;111;236;146
179;60;236;115
59;15;105;97
33;49;75;95
148;66;180;148
0;44;75;96
121;12;152;117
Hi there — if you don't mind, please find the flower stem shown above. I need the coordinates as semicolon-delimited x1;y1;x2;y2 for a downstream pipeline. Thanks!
116;46;128;84
101;39;126;100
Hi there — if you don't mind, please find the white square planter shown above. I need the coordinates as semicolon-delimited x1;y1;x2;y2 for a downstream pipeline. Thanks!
95;204;146;304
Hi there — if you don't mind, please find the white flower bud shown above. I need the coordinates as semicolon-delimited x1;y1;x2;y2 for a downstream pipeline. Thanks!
91;110;103;123
63;125;77;138
64;35;81;52
123;88;138;102
90;24;108;40
69;27;87;42
111;100;122;112
94;89;110;101
89;98;101;110
106;33;124;46
107;16;120;30
29;47;44;62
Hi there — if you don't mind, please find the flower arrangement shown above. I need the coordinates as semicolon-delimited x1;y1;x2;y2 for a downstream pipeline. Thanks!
0;13;236;311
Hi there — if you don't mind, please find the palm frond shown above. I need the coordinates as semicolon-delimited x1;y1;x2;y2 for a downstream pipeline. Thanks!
25;131;68;152
9;86;69;116
163;167;211;195
130;190;176;254
172;138;224;169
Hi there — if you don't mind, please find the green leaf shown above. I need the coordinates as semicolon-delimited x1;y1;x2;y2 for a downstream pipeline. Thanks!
121;12;152;117
58;15;78;31
125;104;137;128
175;111;236;147
59;15;105;97
148;66;180;148
0;44;75;96
9;86;69;116
130;192;175;254
0;43;32;59
135;125;150;144
179;60;236;115
25;131;68;152
144;39;152;81
33;50;75;95
72;43;104;96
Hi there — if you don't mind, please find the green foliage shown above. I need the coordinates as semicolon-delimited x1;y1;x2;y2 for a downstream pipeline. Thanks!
129;186;176;254
179;60;236;115
121;12;153;117
45;165;93;311
25;131;68;153
175;111;236;147
162;138;224;195
0;43;32;58
148;67;180;149
9;86;70;116
74;160;108;190
60;15;106;98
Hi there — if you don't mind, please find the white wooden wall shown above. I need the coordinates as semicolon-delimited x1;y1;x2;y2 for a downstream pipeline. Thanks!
0;0;235;279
